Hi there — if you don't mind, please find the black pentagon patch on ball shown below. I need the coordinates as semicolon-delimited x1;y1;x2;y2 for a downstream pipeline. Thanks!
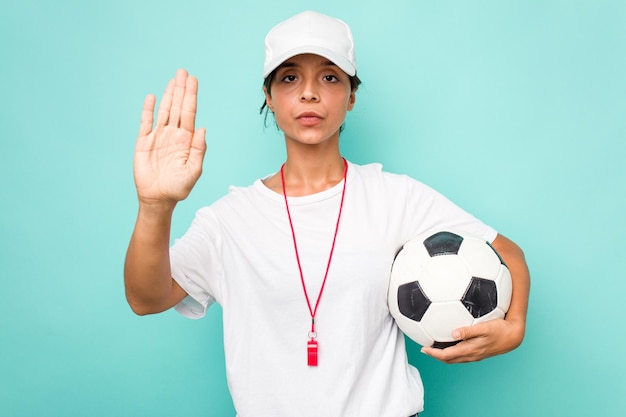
397;281;431;322
423;231;464;257
461;277;498;318
432;340;461;349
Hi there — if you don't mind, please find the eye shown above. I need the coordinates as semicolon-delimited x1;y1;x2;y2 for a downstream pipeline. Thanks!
281;74;297;83
323;75;339;82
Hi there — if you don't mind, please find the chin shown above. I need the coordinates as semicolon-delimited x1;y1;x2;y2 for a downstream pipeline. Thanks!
284;130;340;146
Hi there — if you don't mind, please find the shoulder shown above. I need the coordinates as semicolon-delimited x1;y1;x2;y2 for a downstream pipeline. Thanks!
195;177;283;219
348;161;433;193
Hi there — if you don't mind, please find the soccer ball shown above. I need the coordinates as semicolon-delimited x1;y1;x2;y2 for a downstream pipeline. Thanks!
388;230;512;348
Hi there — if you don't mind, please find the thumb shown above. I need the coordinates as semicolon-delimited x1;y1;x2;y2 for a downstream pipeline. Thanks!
452;324;484;341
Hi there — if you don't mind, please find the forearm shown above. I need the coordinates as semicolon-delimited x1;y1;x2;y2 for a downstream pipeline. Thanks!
124;202;177;315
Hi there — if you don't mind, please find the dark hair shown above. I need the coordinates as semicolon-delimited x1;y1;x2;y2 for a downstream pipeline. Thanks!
259;67;362;128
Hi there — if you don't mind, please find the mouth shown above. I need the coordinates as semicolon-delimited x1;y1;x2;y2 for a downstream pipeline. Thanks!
296;111;323;127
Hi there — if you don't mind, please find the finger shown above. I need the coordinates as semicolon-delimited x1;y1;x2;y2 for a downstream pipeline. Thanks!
156;79;175;127
188;128;207;171
421;343;474;364
420;346;450;362
138;94;156;137
417;327;475;361
180;75;198;132
168;68;188;127
454;322;489;341
190;127;207;157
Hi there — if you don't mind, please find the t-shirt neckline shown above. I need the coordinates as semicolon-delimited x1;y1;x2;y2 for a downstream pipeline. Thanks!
253;161;355;206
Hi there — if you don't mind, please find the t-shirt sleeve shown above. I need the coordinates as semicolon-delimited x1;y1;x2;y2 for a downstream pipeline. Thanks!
169;207;222;319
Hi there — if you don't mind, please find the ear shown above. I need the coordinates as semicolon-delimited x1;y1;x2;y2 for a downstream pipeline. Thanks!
347;89;356;111
263;86;274;112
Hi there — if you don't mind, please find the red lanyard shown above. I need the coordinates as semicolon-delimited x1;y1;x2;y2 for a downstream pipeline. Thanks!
280;158;348;366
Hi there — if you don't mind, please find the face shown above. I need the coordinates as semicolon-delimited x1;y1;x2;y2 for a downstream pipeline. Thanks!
263;54;356;147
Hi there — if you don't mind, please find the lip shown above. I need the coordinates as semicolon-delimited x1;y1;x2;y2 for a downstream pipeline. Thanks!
296;111;323;127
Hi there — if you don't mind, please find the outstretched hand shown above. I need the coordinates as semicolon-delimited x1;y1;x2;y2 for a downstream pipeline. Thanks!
134;69;207;207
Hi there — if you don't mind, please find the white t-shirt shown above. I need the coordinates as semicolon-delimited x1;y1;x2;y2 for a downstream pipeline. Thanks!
170;161;497;417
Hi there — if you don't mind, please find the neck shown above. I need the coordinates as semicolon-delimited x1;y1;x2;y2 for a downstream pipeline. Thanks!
262;132;348;196
263;147;346;197
281;153;346;196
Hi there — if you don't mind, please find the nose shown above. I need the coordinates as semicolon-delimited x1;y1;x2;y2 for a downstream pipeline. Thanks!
300;79;319;102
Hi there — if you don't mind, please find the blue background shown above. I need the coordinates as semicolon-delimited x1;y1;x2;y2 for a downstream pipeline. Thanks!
1;0;625;416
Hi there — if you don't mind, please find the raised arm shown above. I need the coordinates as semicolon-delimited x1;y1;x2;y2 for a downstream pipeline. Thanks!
124;69;207;315
421;233;530;363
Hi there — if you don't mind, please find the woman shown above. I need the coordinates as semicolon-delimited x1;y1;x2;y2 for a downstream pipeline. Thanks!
124;10;529;417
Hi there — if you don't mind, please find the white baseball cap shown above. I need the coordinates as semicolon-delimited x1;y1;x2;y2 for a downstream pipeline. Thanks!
263;10;357;78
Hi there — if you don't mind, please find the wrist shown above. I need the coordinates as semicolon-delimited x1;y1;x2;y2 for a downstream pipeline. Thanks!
137;199;176;222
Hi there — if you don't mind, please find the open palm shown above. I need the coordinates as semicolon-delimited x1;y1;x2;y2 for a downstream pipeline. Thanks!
134;69;206;205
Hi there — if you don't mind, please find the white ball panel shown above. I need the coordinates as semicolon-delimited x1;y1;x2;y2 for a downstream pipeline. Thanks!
387;279;403;321
419;256;472;302
458;237;501;280
393;315;434;347
495;265;513;312
421;302;473;342
390;241;431;286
